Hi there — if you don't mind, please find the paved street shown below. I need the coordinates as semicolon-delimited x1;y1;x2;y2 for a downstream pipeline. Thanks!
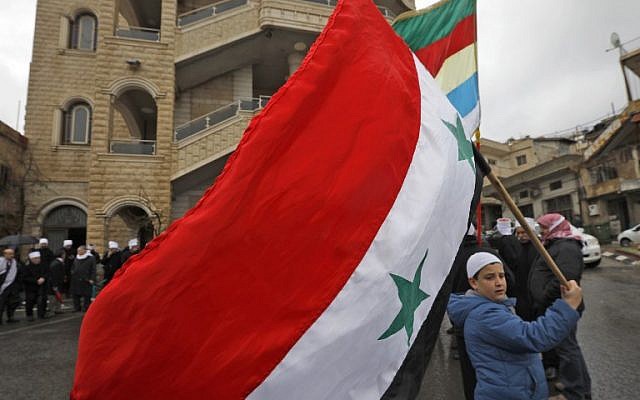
0;257;638;399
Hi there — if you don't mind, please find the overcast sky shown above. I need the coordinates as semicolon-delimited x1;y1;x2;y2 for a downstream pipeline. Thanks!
1;0;639;141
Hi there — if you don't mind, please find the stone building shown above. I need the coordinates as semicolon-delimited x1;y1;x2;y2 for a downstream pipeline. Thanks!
479;136;580;229
22;0;414;251
0;121;29;236
578;46;640;241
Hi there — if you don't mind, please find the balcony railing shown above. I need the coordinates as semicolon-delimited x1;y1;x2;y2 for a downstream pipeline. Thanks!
177;0;394;28
115;26;161;42
299;0;395;19
110;139;156;155
177;0;249;27
175;96;270;141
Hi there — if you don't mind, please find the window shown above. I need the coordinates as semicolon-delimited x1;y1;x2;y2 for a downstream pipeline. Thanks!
589;162;618;184
519;190;529;199
516;154;527;166
0;164;9;189
488;159;497;166
63;103;92;145
544;195;573;220
70;14;97;51
550;180;562;191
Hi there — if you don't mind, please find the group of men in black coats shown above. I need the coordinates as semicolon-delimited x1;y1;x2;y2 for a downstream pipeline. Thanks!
0;237;141;324
450;214;591;400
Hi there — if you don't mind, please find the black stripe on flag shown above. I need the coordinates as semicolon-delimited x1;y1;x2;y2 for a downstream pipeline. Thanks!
381;148;486;399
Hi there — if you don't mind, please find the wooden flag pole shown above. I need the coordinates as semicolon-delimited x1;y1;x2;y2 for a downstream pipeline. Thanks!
472;146;570;288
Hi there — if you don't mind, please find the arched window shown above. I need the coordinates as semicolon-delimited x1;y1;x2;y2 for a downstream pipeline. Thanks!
70;13;97;51
63;102;92;145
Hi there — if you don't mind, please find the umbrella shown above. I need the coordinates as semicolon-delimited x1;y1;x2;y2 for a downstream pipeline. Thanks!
0;234;39;247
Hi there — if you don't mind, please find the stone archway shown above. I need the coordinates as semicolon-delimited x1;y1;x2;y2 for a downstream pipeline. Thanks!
42;205;87;251
106;205;155;249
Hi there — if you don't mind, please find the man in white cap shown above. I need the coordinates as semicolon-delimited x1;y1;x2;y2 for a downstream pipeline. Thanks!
448;251;583;400
512;218;540;322
36;237;55;276
60;239;75;296
121;238;141;264
22;251;50;321
102;241;123;285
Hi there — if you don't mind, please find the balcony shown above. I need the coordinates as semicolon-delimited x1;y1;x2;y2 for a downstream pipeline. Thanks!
110;139;156;155
178;0;250;27
115;26;161;42
175;97;270;141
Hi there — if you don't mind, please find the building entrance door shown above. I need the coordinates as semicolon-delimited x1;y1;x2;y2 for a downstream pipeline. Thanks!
42;206;87;251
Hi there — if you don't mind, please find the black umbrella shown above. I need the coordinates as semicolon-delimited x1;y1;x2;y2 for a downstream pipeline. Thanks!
0;234;39;247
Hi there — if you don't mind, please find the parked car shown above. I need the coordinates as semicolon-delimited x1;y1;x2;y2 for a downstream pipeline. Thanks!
571;225;601;268
617;224;640;247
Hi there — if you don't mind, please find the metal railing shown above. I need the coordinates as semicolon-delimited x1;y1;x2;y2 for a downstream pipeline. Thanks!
110;139;157;155
175;96;270;141
300;0;394;19
177;0;249;27
115;26;161;42
177;0;393;28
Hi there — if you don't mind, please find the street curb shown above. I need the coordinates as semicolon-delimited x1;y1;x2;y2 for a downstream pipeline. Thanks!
602;247;640;265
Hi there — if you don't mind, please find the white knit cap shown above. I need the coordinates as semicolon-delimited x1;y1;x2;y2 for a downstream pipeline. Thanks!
28;251;41;259
108;241;119;249
467;252;502;279
129;238;139;248
63;240;73;247
514;217;536;229
39;238;48;245
496;218;512;235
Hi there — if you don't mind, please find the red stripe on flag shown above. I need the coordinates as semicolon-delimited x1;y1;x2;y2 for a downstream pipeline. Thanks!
71;1;420;399
414;14;476;77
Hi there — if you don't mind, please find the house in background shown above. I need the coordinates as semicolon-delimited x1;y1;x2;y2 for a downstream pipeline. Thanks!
0;121;28;236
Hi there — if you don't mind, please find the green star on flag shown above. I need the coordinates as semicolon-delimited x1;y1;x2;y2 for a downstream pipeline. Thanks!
378;250;430;346
442;115;475;170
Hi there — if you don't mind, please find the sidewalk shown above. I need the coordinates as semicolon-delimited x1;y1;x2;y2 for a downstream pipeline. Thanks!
601;243;640;266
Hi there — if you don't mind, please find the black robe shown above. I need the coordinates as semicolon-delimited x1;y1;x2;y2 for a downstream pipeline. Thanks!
70;257;96;297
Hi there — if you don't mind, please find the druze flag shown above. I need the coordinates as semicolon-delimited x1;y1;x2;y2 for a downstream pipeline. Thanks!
71;0;478;399
393;0;480;136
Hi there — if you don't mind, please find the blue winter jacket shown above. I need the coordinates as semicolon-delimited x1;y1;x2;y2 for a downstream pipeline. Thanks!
448;292;579;399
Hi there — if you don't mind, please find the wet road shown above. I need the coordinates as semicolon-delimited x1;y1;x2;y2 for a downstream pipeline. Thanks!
417;257;640;400
0;257;638;399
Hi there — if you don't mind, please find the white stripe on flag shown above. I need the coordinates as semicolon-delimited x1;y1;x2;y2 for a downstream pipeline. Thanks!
435;44;477;94
248;54;477;400
462;103;480;139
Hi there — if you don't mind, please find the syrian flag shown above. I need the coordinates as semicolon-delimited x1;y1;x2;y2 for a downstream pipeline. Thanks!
70;0;479;399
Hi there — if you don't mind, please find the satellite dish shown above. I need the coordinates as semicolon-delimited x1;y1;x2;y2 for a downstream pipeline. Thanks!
611;32;621;48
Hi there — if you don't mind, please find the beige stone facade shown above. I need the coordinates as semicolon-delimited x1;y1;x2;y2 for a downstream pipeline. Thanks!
23;0;413;252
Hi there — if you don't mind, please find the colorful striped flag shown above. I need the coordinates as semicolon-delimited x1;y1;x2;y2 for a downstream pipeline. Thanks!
70;0;481;399
393;0;480;137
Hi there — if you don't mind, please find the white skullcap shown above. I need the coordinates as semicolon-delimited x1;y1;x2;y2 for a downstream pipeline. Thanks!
63;240;73;247
128;238;139;248
515;217;541;236
467;252;502;279
87;244;95;250
28;251;41;259
39;238;48;244
467;224;476;236
496;218;512;235
108;241;119;249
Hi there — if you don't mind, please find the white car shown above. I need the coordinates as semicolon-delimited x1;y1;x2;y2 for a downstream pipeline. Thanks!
571;225;601;268
617;224;640;247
